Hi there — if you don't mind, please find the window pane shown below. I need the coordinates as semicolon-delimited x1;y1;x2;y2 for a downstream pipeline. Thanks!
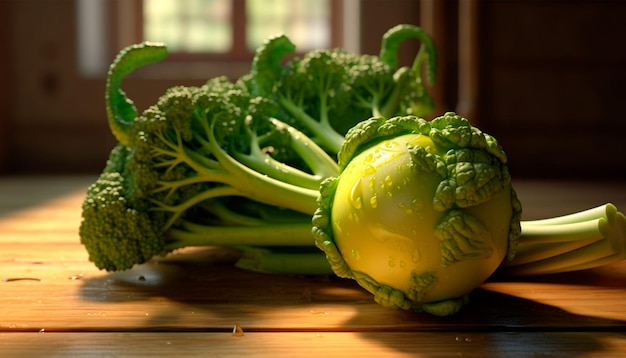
143;0;232;53
246;0;330;51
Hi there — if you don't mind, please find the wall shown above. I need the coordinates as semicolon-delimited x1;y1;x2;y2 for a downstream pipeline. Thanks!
0;0;11;170
5;0;109;173
2;0;626;179
2;0;208;174
477;0;626;179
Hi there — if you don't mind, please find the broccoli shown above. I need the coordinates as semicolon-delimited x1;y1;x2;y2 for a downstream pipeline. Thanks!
244;24;437;155
82;25;626;317
82;25;437;272
81;42;339;272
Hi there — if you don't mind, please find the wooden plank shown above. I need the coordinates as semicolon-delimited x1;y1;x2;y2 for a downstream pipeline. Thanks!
2;242;626;332
1;331;626;357
1;177;626;336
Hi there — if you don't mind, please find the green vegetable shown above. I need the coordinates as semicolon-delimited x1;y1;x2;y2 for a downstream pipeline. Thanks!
243;24;437;155
82;42;337;272
312;113;522;316
80;25;435;273
499;203;626;276
81;24;626;317
312;112;626;316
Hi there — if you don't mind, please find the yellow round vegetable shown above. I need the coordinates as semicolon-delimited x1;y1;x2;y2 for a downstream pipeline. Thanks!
313;113;522;316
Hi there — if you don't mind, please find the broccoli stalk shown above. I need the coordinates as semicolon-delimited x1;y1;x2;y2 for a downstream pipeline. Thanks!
105;42;168;146
227;115;338;191
365;23;438;119
80;169;326;272
498;203;626;276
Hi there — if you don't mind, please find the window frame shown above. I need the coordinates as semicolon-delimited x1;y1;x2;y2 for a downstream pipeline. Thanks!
115;0;345;63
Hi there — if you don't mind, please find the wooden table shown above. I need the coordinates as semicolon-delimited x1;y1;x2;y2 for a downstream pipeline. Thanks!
1;176;626;357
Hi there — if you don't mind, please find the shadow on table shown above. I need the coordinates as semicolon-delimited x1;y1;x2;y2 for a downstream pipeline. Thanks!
348;286;626;356
78;247;374;325
78;247;626;356
0;175;94;218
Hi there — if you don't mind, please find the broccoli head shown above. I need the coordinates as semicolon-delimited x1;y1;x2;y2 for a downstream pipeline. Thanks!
246;24;438;156
79;169;164;271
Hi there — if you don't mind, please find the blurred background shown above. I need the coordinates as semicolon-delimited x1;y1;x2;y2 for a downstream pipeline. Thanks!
0;0;625;179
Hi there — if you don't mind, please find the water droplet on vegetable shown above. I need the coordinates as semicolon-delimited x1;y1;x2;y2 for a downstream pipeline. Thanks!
369;195;378;208
364;164;376;174
349;179;363;209
347;212;359;223
333;219;343;233
351;249;360;260
398;203;412;215
412;249;421;263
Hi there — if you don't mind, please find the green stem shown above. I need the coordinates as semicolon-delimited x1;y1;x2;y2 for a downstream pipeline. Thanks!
106;42;168;146
521;204;612;226
269;118;339;179
199;117;320;215
278;96;345;154
516;219;607;244
230;117;337;191
166;221;315;249
379;24;437;84
231;119;317;188
197;199;269;226
233;149;322;190
235;246;333;275
501;237;620;276
509;237;601;267
499;203;626;277
249;35;296;97
153;185;245;230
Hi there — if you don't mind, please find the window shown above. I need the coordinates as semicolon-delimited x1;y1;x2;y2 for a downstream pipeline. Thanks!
140;0;340;60
143;0;234;53
245;0;331;51
76;0;359;77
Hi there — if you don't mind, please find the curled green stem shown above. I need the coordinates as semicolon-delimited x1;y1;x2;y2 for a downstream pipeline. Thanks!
379;24;437;84
106;42;168;146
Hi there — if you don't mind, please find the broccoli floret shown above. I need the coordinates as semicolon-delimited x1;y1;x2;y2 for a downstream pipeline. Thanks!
81;42;339;272
79;168;320;271
246;24;438;156
273;47;354;153
79;171;163;271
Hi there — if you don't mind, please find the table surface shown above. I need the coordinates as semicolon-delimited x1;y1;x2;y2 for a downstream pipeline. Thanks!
1;176;626;357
